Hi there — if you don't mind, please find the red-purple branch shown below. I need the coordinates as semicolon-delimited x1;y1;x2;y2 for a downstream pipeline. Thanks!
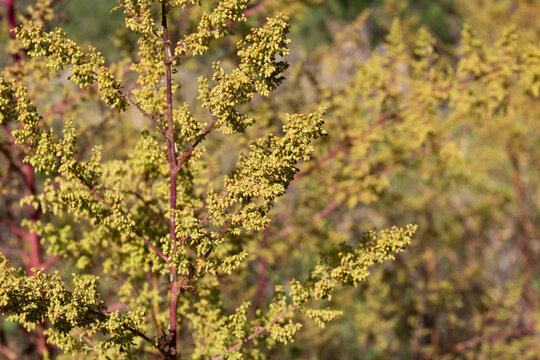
419;326;535;359
161;4;180;358
78;176;169;263
213;306;297;360
508;145;536;331
3;0;20;64
2;0;51;354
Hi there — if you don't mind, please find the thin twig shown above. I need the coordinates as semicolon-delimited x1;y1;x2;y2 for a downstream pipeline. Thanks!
41;87;90;123
77;176;169;263
114;0;164;42
213;306;297;360
175;116;219;172
0;343;17;360
123;92;167;136
508;144;536;331
419;326;535;359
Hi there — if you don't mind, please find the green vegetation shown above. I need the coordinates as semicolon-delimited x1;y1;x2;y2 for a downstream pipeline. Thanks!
0;0;539;359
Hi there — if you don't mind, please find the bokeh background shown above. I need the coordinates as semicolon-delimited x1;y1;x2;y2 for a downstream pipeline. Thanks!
1;0;540;359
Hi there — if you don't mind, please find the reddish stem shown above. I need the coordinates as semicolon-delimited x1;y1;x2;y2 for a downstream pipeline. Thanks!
79;176;169;262
421;326;534;359
4;0;20;64
162;4;179;358
508;145;536;331
3;1;51;351
213;306;297;360
0;343;16;360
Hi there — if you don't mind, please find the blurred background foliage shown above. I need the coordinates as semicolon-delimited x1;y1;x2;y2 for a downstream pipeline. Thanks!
3;0;460;59
2;0;540;359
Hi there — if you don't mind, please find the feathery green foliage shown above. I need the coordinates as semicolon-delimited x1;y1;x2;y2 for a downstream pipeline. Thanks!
0;0;415;358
